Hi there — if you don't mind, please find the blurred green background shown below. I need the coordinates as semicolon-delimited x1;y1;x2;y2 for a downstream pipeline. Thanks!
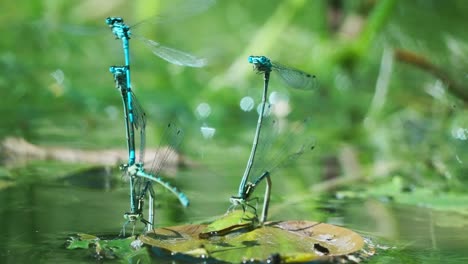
1;0;468;263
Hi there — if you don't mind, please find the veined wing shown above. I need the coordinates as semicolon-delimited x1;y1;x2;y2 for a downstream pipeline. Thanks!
249;117;316;185
149;123;188;206
130;92;147;163
271;62;317;90
130;92;147;132
133;123;188;206
140;38;207;67
149;123;184;177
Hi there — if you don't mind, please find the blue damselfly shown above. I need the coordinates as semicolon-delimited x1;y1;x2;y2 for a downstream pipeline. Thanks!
230;55;317;223
110;67;188;236
106;0;214;234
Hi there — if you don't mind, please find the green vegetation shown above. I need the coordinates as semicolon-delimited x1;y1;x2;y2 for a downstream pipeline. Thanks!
1;0;468;263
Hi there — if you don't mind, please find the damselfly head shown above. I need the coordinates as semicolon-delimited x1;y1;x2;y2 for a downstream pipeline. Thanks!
248;55;272;66
248;55;273;73
248;55;272;73
106;17;131;39
248;55;270;65
106;17;124;26
109;65;126;75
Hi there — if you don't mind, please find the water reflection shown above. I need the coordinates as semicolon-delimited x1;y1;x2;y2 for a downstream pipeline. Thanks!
1;182;468;263
335;199;468;263
0;181;191;263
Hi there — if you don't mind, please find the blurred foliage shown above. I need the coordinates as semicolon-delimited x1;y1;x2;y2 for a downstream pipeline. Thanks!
1;0;468;208
2;2;468;263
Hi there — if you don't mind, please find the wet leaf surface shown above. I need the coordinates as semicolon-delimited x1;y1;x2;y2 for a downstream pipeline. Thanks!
199;210;258;238
140;210;365;263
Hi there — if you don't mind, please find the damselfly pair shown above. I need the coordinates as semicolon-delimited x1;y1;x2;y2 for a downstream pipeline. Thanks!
110;65;188;236
106;14;205;235
104;2;317;235
228;56;317;224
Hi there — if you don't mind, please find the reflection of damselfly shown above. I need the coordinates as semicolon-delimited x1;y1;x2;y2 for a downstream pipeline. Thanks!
230;56;317;224
110;67;188;236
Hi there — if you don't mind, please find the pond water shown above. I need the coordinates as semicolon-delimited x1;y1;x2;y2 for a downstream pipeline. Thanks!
1;178;468;263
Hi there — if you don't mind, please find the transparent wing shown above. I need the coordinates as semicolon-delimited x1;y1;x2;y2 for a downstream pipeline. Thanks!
130;92;147;131
149;123;184;177
272;62;317;90
133;123;186;205
249;116;316;184
130;92;147;164
140;38;207;67
244;104;276;181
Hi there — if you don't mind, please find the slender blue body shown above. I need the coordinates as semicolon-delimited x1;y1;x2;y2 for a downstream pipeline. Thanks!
107;17;136;166
135;168;190;207
231;55;317;223
110;65;138;214
107;17;189;235
237;66;271;198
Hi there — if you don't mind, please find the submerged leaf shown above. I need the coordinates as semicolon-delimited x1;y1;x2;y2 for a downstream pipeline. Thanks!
66;234;151;262
66;233;98;249
66;239;91;250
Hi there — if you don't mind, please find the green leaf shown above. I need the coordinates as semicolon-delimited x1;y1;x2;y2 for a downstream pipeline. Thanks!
141;215;365;263
66;233;98;249
67;213;366;263
200;210;258;238
66;239;91;250
66;234;152;263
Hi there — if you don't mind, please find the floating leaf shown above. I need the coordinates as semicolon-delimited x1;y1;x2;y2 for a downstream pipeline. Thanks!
141;211;365;263
200;210;258;238
67;212;367;263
